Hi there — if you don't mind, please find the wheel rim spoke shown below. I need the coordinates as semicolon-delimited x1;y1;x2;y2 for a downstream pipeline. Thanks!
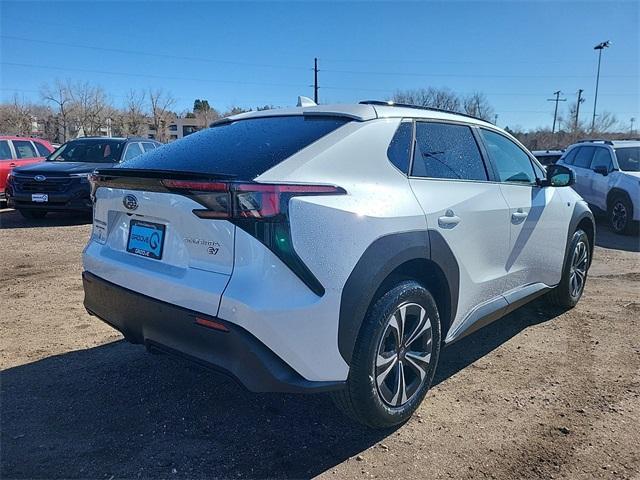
376;353;398;385
405;310;430;347
390;361;408;406
405;351;431;381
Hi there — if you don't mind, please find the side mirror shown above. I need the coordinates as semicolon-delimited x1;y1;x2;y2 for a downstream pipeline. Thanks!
542;164;575;187
593;165;609;176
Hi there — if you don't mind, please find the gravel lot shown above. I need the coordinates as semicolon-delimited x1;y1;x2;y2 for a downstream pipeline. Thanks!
1;207;639;479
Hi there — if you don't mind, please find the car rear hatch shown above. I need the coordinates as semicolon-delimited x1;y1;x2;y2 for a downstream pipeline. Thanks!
84;171;236;317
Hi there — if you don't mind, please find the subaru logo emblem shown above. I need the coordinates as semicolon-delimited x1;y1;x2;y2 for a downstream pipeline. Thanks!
34;175;46;182
123;194;138;211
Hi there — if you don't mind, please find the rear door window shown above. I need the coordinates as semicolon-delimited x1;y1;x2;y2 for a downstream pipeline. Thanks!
412;122;487;181
561;148;579;165
12;140;37;159
118;116;350;179
0;140;12;160
573;146;595;169
142;142;157;152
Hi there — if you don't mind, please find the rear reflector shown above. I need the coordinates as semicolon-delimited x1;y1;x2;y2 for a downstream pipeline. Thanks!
195;316;229;332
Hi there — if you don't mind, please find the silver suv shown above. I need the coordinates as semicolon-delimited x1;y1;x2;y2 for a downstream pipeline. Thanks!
557;139;640;234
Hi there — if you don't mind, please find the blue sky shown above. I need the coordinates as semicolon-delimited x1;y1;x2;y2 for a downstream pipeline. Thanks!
1;0;638;130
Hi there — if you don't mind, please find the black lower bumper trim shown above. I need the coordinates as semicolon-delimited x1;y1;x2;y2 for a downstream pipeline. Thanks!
82;271;344;394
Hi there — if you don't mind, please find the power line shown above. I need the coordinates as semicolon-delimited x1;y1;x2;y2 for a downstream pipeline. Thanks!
0;62;310;89
321;68;634;79
0;35;306;71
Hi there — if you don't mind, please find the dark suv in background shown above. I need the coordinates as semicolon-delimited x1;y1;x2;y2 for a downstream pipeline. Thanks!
6;137;161;218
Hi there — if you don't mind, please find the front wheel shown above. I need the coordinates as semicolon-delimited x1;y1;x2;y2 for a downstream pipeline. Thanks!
547;229;590;308
19;209;47;219
332;280;441;428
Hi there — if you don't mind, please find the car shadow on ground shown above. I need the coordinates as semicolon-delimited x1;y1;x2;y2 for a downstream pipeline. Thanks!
1;298;563;479
0;208;91;229
593;217;640;253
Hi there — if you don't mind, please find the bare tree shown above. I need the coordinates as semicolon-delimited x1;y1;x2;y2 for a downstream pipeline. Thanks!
41;80;74;142
592;111;618;133
70;82;110;136
463;92;495;122
149;89;176;142
392;87;461;111
120;90;147;136
0;95;34;135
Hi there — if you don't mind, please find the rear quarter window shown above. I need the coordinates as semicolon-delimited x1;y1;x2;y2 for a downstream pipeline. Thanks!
387;121;413;174
118;116;350;179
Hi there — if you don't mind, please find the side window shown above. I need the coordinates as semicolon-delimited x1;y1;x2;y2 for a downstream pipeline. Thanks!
561;147;578;165
0;140;12;160
590;148;613;171
34;142;51;157
412;122;487;181
480;129;536;183
123;142;144;161
12;140;38;159
387;121;412;174
142;142;157;152
573;146;595;169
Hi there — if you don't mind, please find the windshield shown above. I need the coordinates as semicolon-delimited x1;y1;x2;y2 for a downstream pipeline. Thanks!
48;140;124;163
615;147;640;172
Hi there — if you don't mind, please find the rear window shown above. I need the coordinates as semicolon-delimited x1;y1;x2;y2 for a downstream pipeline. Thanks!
34;141;51;157
117;116;350;179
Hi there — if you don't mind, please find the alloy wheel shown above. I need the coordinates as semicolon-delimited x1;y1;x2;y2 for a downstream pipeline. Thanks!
611;201;628;233
569;240;589;298
375;303;433;407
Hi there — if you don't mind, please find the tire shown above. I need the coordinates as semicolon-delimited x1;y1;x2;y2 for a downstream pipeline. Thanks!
608;195;634;235
19;209;47;219
332;280;441;429
547;229;590;308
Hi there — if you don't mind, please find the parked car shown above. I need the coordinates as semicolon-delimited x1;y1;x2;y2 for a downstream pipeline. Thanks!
6;137;161;218
82;99;594;428
557;139;640;235
0;136;54;205
532;149;564;166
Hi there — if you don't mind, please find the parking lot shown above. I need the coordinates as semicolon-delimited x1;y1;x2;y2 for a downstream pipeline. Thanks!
1;208;639;479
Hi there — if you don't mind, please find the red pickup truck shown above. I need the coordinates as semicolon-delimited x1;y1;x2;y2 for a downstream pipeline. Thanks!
1;136;54;205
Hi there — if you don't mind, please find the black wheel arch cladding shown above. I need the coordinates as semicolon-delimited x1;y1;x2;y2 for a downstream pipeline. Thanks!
338;230;459;364
565;201;595;269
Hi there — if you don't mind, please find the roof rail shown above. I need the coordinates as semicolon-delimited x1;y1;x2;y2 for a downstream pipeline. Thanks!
577;138;614;145
359;100;487;123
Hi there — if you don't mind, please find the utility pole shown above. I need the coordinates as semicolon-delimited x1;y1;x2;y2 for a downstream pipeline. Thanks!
574;89;584;131
547;90;566;134
313;57;319;104
631;117;636;136
493;113;498;126
591;40;611;131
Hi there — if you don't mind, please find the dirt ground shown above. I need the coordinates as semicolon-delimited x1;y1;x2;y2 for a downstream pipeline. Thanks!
1;207;639;480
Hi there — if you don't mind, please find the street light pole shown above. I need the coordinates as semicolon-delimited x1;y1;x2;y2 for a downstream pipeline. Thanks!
591;40;611;132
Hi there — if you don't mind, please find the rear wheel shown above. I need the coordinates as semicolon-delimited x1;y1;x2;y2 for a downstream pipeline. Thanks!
19;209;47;219
547;229;590;308
608;195;634;235
332;280;441;428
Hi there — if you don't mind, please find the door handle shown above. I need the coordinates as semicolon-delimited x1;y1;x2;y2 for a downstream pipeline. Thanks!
511;209;528;223
9;163;16;167
438;209;461;229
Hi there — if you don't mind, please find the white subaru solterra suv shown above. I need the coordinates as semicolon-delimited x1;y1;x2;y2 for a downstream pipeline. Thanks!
83;99;594;428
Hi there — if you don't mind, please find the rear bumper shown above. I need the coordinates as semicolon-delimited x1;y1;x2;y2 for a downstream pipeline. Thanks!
82;271;344;394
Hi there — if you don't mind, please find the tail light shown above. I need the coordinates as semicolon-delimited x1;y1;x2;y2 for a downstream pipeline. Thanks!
162;180;347;296
161;180;344;220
